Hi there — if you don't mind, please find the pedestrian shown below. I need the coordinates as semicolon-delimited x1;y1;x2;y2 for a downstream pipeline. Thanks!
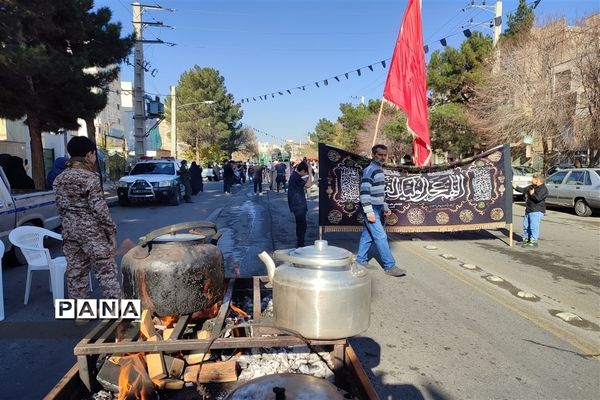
53;136;121;300
253;163;264;195
179;160;193;203
0;154;35;190
356;144;406;277
287;161;313;247
46;157;69;190
275;161;287;192
248;163;255;182
189;161;203;195
212;162;221;181
223;160;234;194
402;154;414;166
513;173;548;247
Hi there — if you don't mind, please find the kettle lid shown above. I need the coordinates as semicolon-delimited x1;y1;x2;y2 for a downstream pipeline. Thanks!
289;240;351;261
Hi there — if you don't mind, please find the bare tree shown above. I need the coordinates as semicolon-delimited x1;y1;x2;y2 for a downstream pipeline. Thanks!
469;17;598;171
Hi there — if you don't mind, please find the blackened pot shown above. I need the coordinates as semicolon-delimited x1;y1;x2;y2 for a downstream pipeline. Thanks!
121;221;224;316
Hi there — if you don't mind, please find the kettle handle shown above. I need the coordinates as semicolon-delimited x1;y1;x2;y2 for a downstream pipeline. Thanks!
273;249;350;268
138;221;218;247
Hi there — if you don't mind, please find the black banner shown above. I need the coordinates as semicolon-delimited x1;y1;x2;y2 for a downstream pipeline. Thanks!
318;144;513;233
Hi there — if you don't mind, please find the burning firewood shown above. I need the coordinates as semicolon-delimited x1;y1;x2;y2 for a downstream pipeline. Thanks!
117;354;158;400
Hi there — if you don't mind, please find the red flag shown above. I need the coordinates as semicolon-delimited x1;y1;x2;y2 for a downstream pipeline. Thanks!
383;0;431;166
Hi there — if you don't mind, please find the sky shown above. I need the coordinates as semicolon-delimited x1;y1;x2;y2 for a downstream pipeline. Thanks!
95;0;599;144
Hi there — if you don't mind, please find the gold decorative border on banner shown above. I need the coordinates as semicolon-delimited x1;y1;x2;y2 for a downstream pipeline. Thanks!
323;222;507;234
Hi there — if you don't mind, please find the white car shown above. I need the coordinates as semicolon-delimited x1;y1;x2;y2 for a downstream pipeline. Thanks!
512;166;537;198
116;160;186;206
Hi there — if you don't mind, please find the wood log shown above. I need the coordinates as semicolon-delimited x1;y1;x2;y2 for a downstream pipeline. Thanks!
163;328;174;340
145;335;166;380
185;330;211;364
167;356;185;378
140;309;157;339
197;360;238;383
155;378;184;390
183;364;200;383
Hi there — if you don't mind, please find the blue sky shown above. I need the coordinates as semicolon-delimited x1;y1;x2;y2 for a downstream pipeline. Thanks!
96;0;599;144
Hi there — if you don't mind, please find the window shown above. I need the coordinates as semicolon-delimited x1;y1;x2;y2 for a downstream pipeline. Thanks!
546;171;568;184
565;171;585;185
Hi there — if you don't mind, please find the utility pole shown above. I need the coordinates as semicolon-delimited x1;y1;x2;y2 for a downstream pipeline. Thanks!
132;2;174;158
493;1;503;47
170;85;177;159
463;1;503;46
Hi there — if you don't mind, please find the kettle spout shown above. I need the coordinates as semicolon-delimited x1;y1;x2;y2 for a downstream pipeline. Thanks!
258;251;276;285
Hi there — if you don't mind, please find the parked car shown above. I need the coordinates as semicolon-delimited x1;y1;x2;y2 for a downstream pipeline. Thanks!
512;166;537;198
202;167;214;181
545;168;600;217
547;163;574;177
116;160;185;206
0;167;61;257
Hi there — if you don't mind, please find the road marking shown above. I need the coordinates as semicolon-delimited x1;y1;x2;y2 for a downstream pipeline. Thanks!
404;243;600;359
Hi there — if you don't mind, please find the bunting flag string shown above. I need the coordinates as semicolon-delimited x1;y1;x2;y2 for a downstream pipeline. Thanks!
236;0;543;104
243;124;286;144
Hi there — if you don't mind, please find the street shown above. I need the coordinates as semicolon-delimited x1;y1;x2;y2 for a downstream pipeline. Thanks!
0;181;598;399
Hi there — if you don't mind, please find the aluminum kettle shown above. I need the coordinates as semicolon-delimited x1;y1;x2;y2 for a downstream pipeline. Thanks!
258;240;371;339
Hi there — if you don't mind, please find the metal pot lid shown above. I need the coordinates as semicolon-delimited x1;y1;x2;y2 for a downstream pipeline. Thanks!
225;373;346;399
289;240;352;261
152;233;206;242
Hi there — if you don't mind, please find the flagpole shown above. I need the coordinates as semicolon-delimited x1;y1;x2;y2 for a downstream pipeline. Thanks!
371;98;385;147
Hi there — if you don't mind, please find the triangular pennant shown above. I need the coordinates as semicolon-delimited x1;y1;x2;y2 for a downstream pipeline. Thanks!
357;69;361;76
423;45;429;53
463;29;471;37
278;92;283;95
345;73;349;79
381;60;386;68
315;82;320;87
252;97;256;101
440;38;447;47
287;89;291;94
368;65;374;71
324;79;328;86
334;76;340;82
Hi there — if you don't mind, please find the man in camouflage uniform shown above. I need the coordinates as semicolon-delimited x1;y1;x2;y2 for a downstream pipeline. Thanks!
53;136;121;299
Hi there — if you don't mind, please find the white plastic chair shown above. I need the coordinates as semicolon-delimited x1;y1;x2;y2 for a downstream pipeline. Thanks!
0;241;5;320
8;226;92;304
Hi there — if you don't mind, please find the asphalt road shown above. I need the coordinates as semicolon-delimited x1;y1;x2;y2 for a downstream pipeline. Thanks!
0;181;598;399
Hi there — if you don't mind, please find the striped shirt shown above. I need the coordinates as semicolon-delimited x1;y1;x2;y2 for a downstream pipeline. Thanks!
360;160;389;216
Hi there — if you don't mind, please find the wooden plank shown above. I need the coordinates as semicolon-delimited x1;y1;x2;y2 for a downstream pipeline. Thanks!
252;276;262;337
140;309;156;339
183;364;200;382
75;320;110;348
197;360;238;383
211;279;235;339
155;378;184;390
345;344;380;400
167;314;190;341
163;328;174;340
75;336;346;355
145;335;167;380
186;330;211;364
167;357;185;378
76;355;93;392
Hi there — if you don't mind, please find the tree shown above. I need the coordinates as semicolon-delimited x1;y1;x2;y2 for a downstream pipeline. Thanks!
308;118;337;145
427;32;493;105
502;0;535;42
469;19;587;172
165;66;244;161
0;0;132;188
429;103;476;158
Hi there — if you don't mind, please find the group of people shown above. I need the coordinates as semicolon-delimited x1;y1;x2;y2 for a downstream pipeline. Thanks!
178;160;204;203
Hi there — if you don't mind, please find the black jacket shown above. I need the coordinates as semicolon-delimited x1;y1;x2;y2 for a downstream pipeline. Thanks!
515;184;548;213
287;171;307;213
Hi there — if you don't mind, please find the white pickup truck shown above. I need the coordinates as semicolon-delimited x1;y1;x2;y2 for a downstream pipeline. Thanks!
0;168;61;255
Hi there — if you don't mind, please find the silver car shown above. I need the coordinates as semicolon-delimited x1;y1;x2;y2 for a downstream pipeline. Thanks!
512;166;536;198
545;168;600;217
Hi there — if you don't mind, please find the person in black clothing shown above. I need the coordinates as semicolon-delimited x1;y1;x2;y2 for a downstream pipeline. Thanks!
223;160;234;194
513;173;548;247
287;161;313;247
179;160;193;203
253;164;264;195
189;161;203;195
0;154;35;190
275;161;287;192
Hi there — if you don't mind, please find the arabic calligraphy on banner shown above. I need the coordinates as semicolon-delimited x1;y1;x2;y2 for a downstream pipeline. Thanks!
318;143;513;233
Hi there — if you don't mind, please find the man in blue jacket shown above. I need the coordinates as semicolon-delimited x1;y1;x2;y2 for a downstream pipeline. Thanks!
356;144;406;277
